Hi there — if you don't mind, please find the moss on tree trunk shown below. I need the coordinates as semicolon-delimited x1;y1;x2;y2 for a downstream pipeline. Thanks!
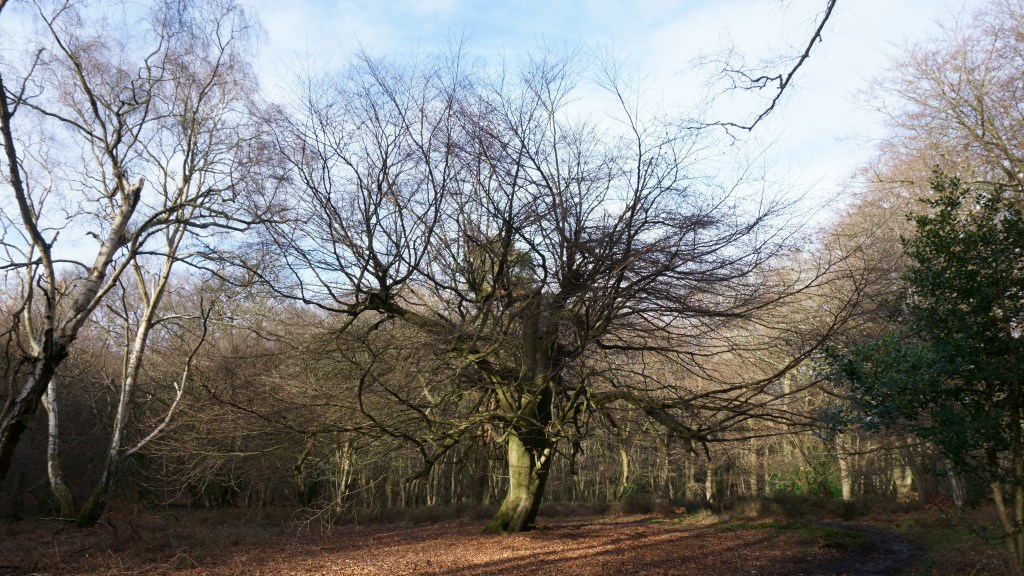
484;432;552;533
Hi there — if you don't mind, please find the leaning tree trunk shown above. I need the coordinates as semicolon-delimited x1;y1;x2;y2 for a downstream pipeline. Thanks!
0;347;64;481
76;309;155;528
484;430;554;533
993;478;1024;575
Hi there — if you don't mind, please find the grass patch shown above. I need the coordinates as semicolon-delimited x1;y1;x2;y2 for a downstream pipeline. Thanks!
884;507;1007;574
539;500;610;518
724;520;869;553
649;516;870;553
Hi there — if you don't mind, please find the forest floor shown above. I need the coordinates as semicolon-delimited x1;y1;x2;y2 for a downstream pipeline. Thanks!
0;504;1007;575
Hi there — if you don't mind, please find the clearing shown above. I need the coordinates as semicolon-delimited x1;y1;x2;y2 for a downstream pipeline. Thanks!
0;508;1004;575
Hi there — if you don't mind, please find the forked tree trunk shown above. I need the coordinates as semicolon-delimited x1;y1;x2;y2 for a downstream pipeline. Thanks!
484;291;558;533
484;432;553;533
655;437;672;509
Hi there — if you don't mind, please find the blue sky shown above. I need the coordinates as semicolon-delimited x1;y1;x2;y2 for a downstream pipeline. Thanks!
246;0;988;218
0;0;988;220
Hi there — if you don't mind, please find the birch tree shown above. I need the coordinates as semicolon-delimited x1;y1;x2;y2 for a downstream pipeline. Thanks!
0;0;263;488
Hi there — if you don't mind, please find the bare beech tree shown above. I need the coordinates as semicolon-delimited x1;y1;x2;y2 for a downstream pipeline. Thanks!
253;45;852;533
0;0;264;492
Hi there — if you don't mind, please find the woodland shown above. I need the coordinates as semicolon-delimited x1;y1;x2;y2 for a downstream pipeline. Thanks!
1;0;1023;574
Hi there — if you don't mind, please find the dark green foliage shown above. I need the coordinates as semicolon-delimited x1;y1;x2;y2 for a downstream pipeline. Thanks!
831;172;1024;480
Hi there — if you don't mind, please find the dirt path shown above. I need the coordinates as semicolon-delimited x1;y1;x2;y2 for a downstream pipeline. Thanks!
811;521;917;576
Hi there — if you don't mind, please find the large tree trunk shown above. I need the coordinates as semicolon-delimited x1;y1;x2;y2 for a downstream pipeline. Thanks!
946;467;964;509
655;436;672;511
484;432;553;533
484;290;559;533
